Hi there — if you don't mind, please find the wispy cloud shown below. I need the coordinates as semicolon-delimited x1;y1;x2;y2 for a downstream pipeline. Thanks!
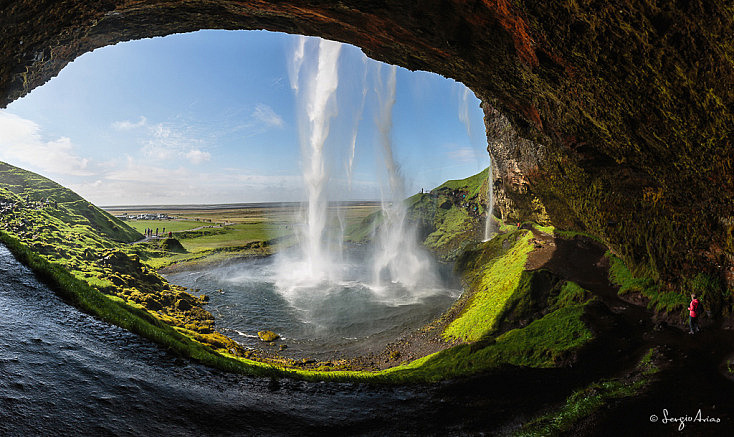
112;116;147;130
251;104;285;128
185;149;211;164
446;145;477;164
0;111;92;176
112;119;212;165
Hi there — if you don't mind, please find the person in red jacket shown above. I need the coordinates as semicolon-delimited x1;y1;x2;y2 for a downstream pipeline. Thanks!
688;293;701;334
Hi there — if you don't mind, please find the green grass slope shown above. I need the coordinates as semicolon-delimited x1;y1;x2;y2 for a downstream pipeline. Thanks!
0;161;141;243
406;167;493;259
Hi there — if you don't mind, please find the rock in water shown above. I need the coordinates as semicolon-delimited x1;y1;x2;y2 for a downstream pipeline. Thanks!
257;330;279;342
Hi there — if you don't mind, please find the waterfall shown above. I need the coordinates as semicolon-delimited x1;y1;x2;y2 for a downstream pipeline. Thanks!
276;37;436;304
371;65;435;290
276;36;343;291
483;163;495;241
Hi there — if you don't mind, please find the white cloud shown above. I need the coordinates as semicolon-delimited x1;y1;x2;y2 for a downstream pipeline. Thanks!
446;146;477;163
0;111;92;176
139;122;211;165
251;103;285;128
185;149;211;164
112;116;147;130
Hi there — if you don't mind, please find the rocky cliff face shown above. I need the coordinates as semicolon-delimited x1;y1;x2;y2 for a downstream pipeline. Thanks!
1;1;732;291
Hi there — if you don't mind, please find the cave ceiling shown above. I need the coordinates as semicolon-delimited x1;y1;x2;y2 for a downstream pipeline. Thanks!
1;1;732;287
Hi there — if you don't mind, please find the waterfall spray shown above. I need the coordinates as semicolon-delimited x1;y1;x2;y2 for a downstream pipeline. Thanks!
346;54;369;189
277;37;343;290
371;65;435;290
458;87;472;138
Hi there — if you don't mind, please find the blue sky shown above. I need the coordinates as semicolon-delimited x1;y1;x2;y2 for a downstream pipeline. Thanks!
0;30;488;206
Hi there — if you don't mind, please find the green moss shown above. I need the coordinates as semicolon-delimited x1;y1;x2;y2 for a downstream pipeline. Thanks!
517;347;661;436
532;222;556;235
552;281;591;309
608;252;687;314
443;231;534;342
423;207;475;256
381;302;593;383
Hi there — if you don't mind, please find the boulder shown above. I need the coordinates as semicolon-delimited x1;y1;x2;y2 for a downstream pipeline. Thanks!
257;330;279;342
175;298;192;311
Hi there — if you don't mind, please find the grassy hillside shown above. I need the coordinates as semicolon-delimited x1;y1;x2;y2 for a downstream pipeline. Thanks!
346;167;496;260
0;161;141;243
407;167;496;259
0;161;245;358
433;167;490;199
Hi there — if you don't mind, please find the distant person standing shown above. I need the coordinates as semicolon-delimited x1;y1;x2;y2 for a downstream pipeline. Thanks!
688;293;701;334
155;227;159;237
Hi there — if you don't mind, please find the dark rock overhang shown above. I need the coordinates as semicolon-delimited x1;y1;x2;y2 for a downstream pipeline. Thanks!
2;1;732;287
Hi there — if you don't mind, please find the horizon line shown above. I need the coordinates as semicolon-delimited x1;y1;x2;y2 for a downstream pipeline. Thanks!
100;200;386;211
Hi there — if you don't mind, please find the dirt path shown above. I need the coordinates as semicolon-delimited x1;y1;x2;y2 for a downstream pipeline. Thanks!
526;228;734;435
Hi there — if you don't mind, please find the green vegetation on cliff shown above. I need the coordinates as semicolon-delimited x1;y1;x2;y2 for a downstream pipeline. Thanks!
0;161;249;358
0;161;141;243
405;167;494;260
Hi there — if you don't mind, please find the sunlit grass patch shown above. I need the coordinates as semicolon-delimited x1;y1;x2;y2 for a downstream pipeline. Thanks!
379;302;593;383
443;231;534;342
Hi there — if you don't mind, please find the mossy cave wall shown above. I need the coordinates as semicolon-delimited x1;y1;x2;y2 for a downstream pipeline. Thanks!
1;1;732;291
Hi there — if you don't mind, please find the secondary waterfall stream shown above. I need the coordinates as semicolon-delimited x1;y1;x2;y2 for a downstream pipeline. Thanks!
458;85;494;242
483;163;495;241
